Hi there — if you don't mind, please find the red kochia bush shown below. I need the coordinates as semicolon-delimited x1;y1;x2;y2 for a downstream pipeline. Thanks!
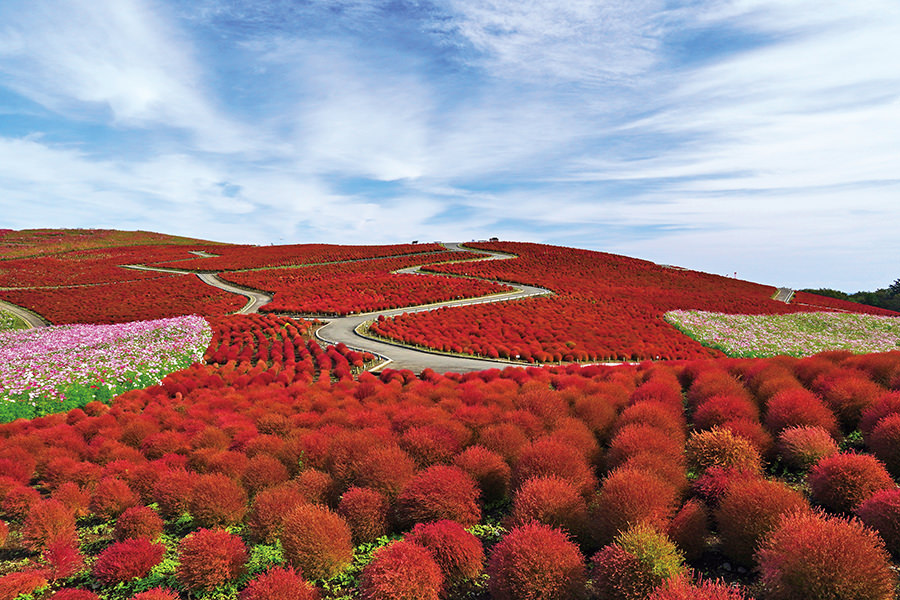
860;391;900;437
50;589;100;600
338;487;390;544
351;446;417;498
868;413;900;477
666;500;710;562
714;478;809;566
756;510;896;600
176;529;247;592
3;485;43;520
692;394;759;431
855;487;900;556
396;466;481;529
21;499;77;552
114;506;164;542
89;477;138;520
42;540;86;580
152;468;195;519
0;571;48;600
406;520;484;584
129;588;180;600
241;454;290;495
292;469;337;506
487;522;586;600
509;476;589;542
0;520;7;547
512;439;597;495
606;424;684;471
808;452;895;513
452;445;511;504
647;577;747;599
685;428;762;475
764;388;839;436
777;425;839;471
92;538;166;583
592;467;679;546
358;540;444;600
247;485;308;543
189;473;248;527
51;482;91;518
820;374;884;429
280;503;354;580
239;567;318;600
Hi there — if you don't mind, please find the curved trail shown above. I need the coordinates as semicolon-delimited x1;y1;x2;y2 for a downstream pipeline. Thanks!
0;299;50;329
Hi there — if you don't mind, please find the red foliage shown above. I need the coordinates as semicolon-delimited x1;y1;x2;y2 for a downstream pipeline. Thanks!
509;476;589;543
476;423;529;461
764;388;839;436
406;520;484;584
92;538;166;583
42;540;86;580
50;590;100;600
776;426;839;471
280;503;354;580
396;466;481;529
614;402;685;441
129;588;180;600
337;487;390;545
856;487;900;556
292;469;337;506
691;467;758;507
241;454;290;496
693;395;758;431
188;473;248;528
667;500;710;562
176;529;247;592
350;446;416;498
714;478;809;566
89;477;138;520
607;424;684;471
152;469;195;519
0;571;48;600
239;567;318;600
246;484;308;543
359;540;444;600
1;485;41;520
21;499;77;552
808;452;895;513
756;510;896;600
512;438;597;495
114;506;164;542
452;445;511;504
591;467;679;547
51;482;91;518
860;391;900;437
867;413;900;477
647;577;747;600
819;374;885;429
487;522;586;600
685;428;762;475
0;520;6;547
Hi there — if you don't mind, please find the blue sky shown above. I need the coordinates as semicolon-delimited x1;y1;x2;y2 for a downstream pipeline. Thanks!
1;1;898;292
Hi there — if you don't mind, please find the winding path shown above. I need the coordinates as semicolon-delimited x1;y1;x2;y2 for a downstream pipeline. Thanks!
0;299;49;329
773;287;795;303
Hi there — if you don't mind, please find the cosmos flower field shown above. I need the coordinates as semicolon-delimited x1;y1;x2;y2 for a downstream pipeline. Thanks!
2;229;900;600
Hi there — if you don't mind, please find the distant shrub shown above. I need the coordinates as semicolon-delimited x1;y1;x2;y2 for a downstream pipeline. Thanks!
338;486;390;544
477;423;529;462
756;510;895;600
2;485;42;520
152;468;196;519
666;499;709;562
764;388;838;436
280;503;354;580
241;454;290;496
590;523;686;600
21;499;77;552
868;414;900;477
855;487;900;556
452;445;511;504
487;522;586;600
51;482;91;518
692;467;759;507
693;395;758;431
176;528;247;592
189;473;248;527
92;538;166;583
860;391;900;437
685;428;762;475
592;467;679;546
647;576;747;599
114;506;164;542
50;589;100;600
809;452;895;513
614;402;685;440
607;424;684;471
359;540;444;600
0;571;48;600
292;469;337;506
239;566;318;600
246;485;308;543
396;465;481;529
617;453;688;496
820;374;884;429
406;520;484;584
42;540;86;580
714;478;809;566
509;475;589;542
777;426;839;471
129;588;180;600
401;424;462;467
512;438;597;495
351;446;417;498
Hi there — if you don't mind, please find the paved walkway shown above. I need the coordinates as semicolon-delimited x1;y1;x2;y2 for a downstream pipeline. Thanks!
773;287;795;303
0;299;49;329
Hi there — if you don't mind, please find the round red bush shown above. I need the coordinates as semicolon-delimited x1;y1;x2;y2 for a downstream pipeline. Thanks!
860;391;900;437
607;424;684;471
868;413;900;477
406;520;484;584
821;374;884;429
51;482;91;518
89;477;138;521
855;487;900;556
487;522;586;600
42;539;86;580
152;468;196;519
666;499;710;563
1;485;41;520
280;503;354;580
396;465;481;529
777;425;839;471
359;540;444;600
189;473;248;528
292;469;337;506
114;506;164;542
618;453;688;496
693;395;758;431
756;510;895;600
591;467;679;547
764;388;838;436
647;576;747;600
241;454;290;496
452;445;511;505
0;571;48;599
21;499;77;552
92;537;166;583
239;566;318;600
176;528;247;592
129;588;180;600
714;478;809;566
614;402;685;440
50;589;100;600
477;423;529;462
351;446;417;498
338;486;390;544
685;428;762;475
512;438;597;495
0;520;7;547
809;452;895;514
247;485;308;543
509;475;589;542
